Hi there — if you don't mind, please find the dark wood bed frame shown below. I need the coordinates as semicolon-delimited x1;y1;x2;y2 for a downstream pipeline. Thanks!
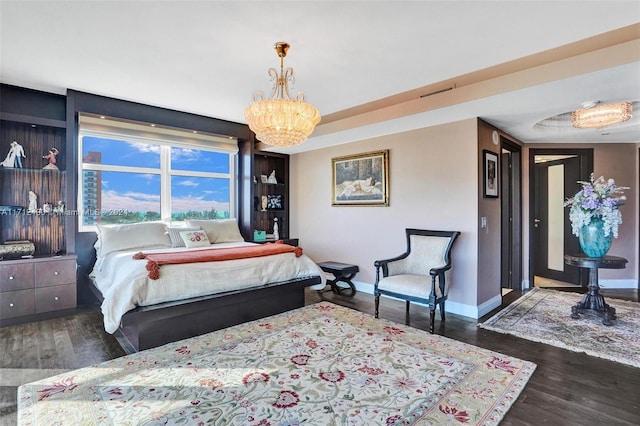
88;276;322;353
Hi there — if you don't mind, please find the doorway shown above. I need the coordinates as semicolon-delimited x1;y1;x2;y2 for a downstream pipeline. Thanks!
529;148;593;287
500;139;522;291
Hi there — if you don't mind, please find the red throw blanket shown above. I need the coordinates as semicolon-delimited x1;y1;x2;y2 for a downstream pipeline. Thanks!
133;241;303;280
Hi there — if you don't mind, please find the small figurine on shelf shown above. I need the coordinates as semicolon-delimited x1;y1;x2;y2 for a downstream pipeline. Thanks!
273;217;279;240
267;170;278;184
53;201;65;214
0;143;15;168
1;141;26;168
43;147;59;170
27;190;38;213
261;195;268;211
13;141;26;168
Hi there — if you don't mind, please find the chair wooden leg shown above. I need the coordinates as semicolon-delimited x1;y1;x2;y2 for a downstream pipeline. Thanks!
405;300;410;314
440;301;446;321
374;295;380;318
429;309;436;334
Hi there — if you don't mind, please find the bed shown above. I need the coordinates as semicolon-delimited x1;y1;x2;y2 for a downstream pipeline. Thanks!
88;220;325;353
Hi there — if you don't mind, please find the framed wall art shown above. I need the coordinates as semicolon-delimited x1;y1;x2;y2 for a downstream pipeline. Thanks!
483;149;498;198
332;150;389;206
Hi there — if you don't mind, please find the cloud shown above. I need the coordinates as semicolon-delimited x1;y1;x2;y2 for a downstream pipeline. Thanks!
100;190;228;214
100;189;160;211
137;173;158;181
171;195;229;213
171;147;200;162
177;180;199;187
122;191;161;202
131;143;160;154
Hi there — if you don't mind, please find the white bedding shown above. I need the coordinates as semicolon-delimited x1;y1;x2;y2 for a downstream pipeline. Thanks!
90;242;326;333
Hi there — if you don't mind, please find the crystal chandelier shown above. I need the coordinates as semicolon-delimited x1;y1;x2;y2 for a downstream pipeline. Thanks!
571;101;632;130
244;42;321;147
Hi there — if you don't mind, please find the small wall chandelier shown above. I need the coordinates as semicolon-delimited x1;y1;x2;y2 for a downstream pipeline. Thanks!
571;101;632;130
244;42;321;147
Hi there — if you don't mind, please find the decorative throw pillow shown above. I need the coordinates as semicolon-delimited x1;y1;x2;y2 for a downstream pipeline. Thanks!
166;226;201;247
97;222;172;256
185;219;244;243
179;230;211;248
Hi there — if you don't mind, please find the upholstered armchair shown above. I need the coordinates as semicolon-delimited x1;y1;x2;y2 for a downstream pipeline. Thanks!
374;229;460;333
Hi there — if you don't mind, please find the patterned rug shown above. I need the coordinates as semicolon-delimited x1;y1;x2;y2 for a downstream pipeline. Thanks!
18;302;535;425
480;288;640;368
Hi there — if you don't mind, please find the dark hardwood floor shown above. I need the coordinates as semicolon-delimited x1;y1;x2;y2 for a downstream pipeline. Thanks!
1;287;638;425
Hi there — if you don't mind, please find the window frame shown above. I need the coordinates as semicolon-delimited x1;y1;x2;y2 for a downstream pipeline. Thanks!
78;121;237;232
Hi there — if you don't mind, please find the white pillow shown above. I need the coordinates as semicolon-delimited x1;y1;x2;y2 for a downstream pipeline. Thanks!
179;230;211;248
185;219;244;243
166;226;201;247
97;222;172;256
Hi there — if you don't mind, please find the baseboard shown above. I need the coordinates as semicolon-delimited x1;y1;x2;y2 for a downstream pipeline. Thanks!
353;280;373;294
477;294;503;317
351;281;490;319
598;279;638;289
523;278;637;290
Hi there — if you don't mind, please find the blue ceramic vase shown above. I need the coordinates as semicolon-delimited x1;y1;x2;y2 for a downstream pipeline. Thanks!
578;217;612;258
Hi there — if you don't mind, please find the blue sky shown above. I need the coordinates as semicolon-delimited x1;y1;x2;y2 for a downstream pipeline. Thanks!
83;136;231;214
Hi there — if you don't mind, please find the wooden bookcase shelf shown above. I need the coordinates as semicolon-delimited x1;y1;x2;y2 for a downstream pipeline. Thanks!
0;84;76;326
252;151;290;241
0;121;67;255
238;143;292;242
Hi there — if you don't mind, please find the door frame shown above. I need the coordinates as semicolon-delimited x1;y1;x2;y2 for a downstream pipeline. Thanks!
500;138;522;291
528;148;593;287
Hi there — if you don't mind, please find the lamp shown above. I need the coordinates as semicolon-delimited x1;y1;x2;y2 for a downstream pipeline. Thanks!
244;42;321;147
571;101;632;130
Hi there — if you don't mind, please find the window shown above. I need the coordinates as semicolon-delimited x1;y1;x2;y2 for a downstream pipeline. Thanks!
78;114;238;231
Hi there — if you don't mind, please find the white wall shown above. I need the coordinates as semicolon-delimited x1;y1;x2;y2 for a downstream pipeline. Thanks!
290;119;482;316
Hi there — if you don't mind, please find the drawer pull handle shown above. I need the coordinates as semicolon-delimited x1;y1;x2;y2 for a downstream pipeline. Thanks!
54;296;59;301
54;271;59;275
9;303;14;307
9;276;14;280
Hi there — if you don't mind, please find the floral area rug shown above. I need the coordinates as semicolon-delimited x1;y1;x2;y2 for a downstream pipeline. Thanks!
18;302;535;425
480;288;640;368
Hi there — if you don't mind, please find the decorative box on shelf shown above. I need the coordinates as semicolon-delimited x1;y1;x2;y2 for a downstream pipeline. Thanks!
253;230;266;241
0;240;36;260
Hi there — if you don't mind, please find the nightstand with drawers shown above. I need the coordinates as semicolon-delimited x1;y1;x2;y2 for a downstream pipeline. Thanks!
0;255;77;325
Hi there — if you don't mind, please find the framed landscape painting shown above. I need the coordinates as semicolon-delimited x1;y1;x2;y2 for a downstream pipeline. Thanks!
483;149;498;198
332;150;389;206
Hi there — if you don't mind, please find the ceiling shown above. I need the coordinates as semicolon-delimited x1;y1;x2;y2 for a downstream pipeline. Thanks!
1;1;639;154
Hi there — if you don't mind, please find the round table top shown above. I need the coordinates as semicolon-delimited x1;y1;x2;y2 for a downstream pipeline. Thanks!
564;254;628;269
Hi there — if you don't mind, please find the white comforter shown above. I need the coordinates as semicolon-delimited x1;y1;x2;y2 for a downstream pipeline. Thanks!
90;242;326;333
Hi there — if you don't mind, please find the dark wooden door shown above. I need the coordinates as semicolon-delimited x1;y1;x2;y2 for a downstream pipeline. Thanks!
532;156;582;284
500;141;522;290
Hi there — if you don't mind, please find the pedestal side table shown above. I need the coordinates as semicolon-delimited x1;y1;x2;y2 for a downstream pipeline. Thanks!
563;254;627;326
